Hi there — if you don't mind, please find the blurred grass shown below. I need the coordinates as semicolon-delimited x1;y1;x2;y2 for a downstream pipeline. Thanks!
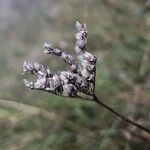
0;0;150;149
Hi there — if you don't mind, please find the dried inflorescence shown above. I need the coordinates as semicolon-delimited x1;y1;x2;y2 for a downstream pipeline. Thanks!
22;22;150;134
23;21;97;97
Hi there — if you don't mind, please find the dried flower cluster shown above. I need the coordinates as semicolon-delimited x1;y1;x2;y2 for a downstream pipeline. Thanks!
23;21;97;97
22;21;150;134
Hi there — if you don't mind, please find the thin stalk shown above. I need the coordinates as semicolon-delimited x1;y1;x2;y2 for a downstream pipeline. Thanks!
92;95;150;134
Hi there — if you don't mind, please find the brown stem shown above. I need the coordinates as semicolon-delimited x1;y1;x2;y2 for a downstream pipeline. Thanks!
93;95;150;134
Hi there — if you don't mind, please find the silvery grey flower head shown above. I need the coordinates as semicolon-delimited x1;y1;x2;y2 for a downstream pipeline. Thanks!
23;61;34;73
62;84;77;97
23;79;34;89
44;43;62;56
23;21;97;98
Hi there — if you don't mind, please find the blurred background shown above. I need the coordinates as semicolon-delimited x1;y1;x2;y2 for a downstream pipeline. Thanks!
0;0;150;149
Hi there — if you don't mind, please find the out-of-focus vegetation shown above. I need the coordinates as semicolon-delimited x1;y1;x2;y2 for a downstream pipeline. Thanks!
0;0;149;149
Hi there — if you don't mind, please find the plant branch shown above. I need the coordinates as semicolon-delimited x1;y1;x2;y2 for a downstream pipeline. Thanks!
91;95;150;134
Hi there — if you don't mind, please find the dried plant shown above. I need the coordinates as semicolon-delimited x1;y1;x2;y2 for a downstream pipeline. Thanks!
23;21;150;134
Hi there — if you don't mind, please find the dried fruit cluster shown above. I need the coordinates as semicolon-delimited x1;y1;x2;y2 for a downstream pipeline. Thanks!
23;21;97;97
